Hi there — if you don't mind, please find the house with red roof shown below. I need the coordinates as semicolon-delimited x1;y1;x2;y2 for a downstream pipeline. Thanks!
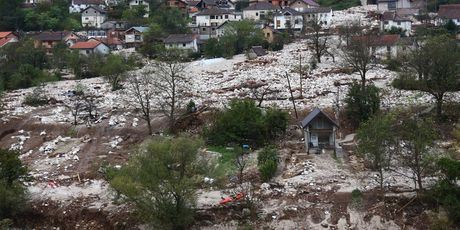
437;4;460;26
0;32;19;48
70;40;110;55
352;34;402;59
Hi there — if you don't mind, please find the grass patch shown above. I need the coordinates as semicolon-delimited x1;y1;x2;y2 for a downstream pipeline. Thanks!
207;145;239;177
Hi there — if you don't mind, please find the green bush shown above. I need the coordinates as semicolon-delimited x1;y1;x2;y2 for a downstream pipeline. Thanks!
344;82;380;127
206;99;288;147
23;85;48;107
429;158;460;225
0;149;28;220
257;146;278;182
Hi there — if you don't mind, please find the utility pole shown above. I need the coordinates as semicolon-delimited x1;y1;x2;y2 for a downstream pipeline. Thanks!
285;72;298;119
299;53;303;98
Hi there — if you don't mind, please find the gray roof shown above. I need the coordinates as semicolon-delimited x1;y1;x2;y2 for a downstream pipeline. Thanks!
126;26;149;33
82;5;107;13
32;31;72;41
164;34;197;44
299;7;332;14
290;0;320;7
73;0;104;4
243;2;279;11
196;8;235;16
300;108;338;128
274;7;302;16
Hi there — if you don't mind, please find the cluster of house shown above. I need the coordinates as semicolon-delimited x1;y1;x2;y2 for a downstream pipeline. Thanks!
1;0;459;57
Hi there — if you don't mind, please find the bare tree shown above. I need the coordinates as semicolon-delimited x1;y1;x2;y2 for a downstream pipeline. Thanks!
250;85;273;107
341;33;377;90
306;17;333;63
337;21;362;48
125;70;156;135
152;52;189;132
65;95;85;126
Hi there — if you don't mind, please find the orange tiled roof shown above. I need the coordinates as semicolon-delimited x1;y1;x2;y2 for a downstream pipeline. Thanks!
70;40;101;49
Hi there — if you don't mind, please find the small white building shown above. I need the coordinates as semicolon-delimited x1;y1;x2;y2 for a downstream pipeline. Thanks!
380;11;412;36
301;7;333;27
70;40;110;55
128;0;150;17
437;4;460;26
273;7;303;31
164;34;199;52
81;5;107;29
377;0;411;11
243;2;279;21
69;0;106;14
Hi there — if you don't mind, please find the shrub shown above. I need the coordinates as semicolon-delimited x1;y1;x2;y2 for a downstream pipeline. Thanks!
23;85;48;106
351;188;363;209
344;82;380;127
257;146;278;182
206;99;288;147
0;149;29;220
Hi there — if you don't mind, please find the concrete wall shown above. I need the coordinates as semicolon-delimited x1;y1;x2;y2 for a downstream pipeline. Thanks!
274;14;303;30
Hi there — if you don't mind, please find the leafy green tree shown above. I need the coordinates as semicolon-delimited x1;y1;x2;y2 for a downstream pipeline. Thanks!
270;33;288;51
0;149;28;220
207;99;288;146
139;23;166;58
430;158;460;224
444;19;458;34
100;54;130;91
397;116;437;190
356;112;396;193
393;35;460;119
0;0;24;31
122;5;149;26
344;82;380;127
151;7;190;34
257;146;278;182
109;136;204;229
203;38;222;58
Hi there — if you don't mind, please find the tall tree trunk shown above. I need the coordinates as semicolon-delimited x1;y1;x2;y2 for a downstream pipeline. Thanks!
435;94;443;119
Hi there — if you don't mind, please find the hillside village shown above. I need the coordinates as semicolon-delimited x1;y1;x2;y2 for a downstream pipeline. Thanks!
0;0;460;229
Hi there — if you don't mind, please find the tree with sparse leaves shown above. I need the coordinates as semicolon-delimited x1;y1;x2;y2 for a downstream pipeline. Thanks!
393;35;460;119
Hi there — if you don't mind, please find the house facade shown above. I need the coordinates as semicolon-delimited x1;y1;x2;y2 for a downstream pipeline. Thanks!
190;8;242;40
128;0;150;17
70;40;110;55
377;0;411;11
124;26;148;47
243;2;279;21
273;7;303;31
300;108;338;153
262;25;278;43
196;0;235;10
289;0;319;12
32;31;81;54
69;0;106;13
302;7;333;27
81;6;107;28
164;34;199;52
437;4;460;26
380;11;412;36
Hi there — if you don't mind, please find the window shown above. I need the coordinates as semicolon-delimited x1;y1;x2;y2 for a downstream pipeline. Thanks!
211;15;215;19
86;50;90;54
387;46;391;52
202;27;206;31
183;43;186;47
256;12;259;16
388;1;396;10
294;19;299;24
225;15;228;19
397;22;401;25
384;21;389;25
266;33;270;37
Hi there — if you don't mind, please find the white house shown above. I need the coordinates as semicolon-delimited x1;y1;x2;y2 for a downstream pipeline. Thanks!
81;6;107;28
124;26;149;47
377;0;411;11
128;0;150;17
190;8;242;40
164;34;199;53
70;40;110;55
69;0;106;14
380;11;412;36
193;8;242;27
437;4;460;26
273;7;303;31
289;0;320;12
243;2;279;21
301;7;333;27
